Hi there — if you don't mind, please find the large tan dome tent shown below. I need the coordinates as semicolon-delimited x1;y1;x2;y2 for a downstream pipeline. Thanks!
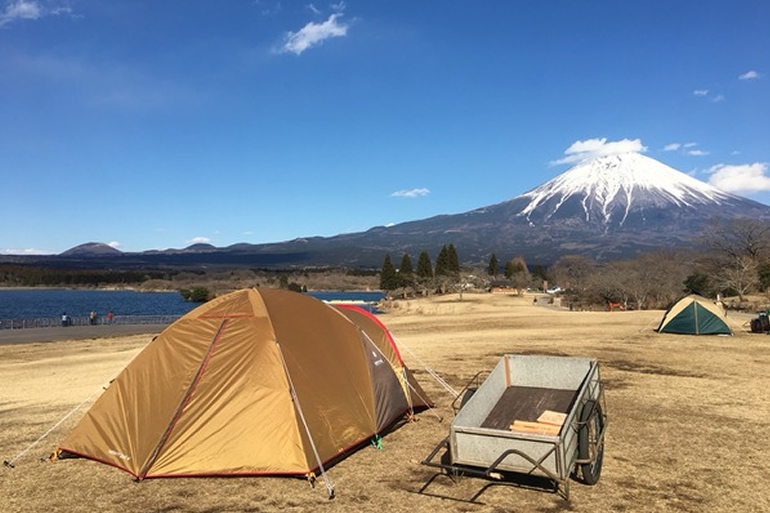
53;288;431;495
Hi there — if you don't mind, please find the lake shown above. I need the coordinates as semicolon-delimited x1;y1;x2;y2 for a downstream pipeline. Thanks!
0;289;386;320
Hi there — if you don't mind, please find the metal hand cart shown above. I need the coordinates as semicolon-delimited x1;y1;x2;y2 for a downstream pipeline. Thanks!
421;354;607;500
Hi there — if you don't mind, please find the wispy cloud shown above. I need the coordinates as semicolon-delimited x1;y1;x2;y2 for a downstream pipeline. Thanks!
0;247;50;255
739;70;760;80
0;0;72;27
550;137;647;165
665;142;710;156
707;163;770;194
254;1;281;17
188;236;212;244
694;89;725;102
278;9;349;55
391;188;430;198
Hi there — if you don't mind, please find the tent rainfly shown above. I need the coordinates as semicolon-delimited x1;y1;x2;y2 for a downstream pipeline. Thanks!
52;288;431;496
657;294;733;335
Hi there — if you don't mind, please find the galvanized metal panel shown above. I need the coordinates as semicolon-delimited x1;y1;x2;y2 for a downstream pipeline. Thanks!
449;354;602;481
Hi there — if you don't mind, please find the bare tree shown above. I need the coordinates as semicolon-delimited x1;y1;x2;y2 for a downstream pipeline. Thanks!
550;255;598;294
701;219;770;299
719;255;759;300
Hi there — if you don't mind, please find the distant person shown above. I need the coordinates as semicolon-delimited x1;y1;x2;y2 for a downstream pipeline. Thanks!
89;310;97;325
107;311;114;323
61;312;69;327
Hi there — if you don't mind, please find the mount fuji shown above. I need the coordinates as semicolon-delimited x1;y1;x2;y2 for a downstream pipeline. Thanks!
516;152;740;228
10;153;770;269
295;152;770;265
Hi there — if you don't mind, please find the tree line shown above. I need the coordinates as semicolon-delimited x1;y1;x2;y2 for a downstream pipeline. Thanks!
0;264;172;287
379;244;462;296
378;219;770;310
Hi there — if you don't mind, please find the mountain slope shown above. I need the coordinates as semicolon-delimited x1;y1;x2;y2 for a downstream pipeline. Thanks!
513;153;742;227
307;153;770;264
9;153;770;269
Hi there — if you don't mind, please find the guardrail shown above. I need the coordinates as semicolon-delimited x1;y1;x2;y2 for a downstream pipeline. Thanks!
0;315;182;330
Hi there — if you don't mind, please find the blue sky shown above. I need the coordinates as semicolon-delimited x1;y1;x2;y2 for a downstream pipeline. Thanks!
1;1;768;255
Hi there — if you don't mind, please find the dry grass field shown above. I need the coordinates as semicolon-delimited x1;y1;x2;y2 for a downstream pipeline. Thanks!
1;292;769;513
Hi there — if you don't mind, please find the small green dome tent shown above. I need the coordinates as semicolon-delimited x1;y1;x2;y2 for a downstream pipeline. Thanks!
657;294;732;335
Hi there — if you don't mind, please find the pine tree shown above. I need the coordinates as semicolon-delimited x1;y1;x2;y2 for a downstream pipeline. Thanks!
488;254;499;277
504;259;524;279
435;245;450;276
447;244;460;275
379;253;398;291
398;253;414;289
416;251;433;280
416;250;433;294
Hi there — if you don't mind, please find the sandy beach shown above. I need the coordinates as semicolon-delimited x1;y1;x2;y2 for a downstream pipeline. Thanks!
1;292;768;513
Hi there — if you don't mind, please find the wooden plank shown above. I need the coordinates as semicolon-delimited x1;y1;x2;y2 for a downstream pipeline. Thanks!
481;386;577;431
510;420;561;436
537;410;567;427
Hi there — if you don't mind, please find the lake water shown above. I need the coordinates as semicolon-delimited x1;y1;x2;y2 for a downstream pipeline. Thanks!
0;289;386;320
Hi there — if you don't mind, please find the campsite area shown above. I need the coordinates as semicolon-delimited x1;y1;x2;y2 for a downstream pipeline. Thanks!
1;292;769;513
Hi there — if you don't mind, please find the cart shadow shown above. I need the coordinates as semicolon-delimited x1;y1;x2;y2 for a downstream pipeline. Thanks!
415;469;565;505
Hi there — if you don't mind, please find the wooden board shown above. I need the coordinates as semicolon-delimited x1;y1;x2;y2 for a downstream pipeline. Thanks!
480;386;577;431
510;420;561;436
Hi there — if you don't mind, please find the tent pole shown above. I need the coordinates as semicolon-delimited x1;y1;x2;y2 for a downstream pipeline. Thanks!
276;341;335;500
358;329;414;416
138;319;228;479
402;367;415;418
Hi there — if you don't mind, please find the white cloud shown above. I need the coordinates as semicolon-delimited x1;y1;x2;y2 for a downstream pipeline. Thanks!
0;247;50;255
550;137;647;165
0;0;71;27
694;89;725;102
707;163;770;194
391;187;430;198
739;70;760;80
188;236;212;244
665;142;710;156
279;13;348;55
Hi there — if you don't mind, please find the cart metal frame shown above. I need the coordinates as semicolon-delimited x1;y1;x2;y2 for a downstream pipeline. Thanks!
421;354;608;500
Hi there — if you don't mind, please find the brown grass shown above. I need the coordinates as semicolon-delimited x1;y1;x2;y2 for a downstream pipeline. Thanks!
1;293;769;512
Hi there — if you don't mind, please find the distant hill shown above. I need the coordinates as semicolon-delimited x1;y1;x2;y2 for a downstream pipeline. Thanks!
7;153;770;270
59;242;123;257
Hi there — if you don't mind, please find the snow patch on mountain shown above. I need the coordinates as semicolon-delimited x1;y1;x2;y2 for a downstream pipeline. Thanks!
518;153;737;225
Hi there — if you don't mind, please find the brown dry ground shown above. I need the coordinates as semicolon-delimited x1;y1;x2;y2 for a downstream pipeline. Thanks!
1;293;768;513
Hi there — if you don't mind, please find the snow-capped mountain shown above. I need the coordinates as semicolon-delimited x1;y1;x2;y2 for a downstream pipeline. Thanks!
333;152;770;264
515;153;741;228
9;153;770;269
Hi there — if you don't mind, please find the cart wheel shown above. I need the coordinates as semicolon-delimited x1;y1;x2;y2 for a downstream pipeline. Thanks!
578;399;604;485
459;388;476;409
